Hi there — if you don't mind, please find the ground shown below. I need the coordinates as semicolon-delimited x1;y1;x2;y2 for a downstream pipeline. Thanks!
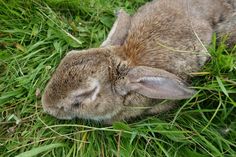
0;0;236;156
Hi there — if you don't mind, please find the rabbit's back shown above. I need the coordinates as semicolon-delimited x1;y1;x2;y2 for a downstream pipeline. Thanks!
117;0;233;79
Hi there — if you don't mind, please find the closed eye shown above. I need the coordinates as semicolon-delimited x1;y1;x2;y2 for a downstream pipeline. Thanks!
71;91;91;108
75;86;98;98
71;79;100;106
72;86;99;107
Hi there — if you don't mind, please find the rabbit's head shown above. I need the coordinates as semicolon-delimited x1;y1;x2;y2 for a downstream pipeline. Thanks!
42;47;195;123
42;47;125;121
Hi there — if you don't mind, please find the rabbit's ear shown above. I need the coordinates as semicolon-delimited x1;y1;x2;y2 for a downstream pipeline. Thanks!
124;66;195;100
101;9;131;47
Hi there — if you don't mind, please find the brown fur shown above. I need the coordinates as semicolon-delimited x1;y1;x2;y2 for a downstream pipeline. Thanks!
118;0;233;78
42;0;236;124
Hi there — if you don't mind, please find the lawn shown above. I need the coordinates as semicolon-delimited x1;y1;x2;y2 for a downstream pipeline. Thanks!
0;0;236;156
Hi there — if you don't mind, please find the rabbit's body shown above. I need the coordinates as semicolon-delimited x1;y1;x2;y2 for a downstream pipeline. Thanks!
42;0;236;124
118;0;232;78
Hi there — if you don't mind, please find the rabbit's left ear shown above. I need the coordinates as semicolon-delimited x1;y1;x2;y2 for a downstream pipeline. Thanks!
101;9;131;47
123;66;195;100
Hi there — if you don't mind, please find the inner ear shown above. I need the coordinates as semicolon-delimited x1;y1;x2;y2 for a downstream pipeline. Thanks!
125;66;196;100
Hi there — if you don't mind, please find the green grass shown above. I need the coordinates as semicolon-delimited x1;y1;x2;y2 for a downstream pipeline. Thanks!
0;0;236;156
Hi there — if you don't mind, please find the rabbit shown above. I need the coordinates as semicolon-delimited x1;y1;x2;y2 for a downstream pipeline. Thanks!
42;0;236;124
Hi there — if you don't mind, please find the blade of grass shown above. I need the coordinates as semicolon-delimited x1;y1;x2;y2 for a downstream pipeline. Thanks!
15;143;65;157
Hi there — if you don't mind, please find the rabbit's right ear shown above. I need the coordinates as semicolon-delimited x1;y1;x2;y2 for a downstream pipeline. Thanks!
121;66;196;100
101;9;131;47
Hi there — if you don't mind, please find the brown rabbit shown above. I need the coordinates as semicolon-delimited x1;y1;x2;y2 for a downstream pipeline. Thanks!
42;0;235;124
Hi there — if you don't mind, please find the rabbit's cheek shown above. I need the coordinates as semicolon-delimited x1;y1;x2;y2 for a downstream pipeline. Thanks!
77;93;123;121
89;108;121;121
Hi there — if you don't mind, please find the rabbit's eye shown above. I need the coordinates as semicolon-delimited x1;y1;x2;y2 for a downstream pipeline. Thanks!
72;86;99;106
71;87;98;108
75;86;98;99
71;79;100;105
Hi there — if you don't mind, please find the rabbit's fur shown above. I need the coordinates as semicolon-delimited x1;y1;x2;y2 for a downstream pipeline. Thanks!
42;0;236;124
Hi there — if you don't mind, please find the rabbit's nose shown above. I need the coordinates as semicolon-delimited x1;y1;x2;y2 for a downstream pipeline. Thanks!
72;102;81;107
59;106;64;110
58;105;72;112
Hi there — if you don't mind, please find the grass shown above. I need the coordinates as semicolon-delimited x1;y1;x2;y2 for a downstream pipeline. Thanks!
0;0;236;156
